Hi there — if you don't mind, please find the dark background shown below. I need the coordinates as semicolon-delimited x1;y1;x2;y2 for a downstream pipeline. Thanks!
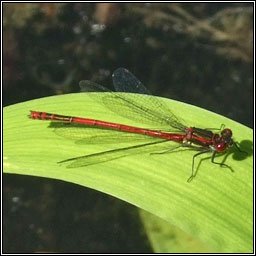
3;3;253;253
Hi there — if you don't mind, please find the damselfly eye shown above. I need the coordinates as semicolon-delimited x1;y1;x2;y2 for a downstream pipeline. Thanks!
216;142;227;152
222;128;232;137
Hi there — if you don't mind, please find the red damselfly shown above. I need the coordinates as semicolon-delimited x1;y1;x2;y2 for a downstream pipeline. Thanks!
29;68;245;182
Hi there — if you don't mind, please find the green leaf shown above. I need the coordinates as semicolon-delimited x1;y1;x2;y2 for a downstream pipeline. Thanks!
3;93;253;253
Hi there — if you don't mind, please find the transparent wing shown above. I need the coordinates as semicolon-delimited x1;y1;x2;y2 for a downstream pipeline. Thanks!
80;80;111;93
112;67;151;94
58;140;171;168
79;68;187;131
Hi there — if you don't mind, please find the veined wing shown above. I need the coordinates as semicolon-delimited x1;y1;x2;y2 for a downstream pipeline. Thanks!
79;68;186;131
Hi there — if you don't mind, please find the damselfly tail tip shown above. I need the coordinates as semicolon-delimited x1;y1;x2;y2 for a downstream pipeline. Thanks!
28;110;34;118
